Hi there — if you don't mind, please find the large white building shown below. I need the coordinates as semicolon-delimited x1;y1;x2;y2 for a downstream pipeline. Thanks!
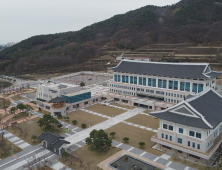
109;60;221;105
150;88;222;165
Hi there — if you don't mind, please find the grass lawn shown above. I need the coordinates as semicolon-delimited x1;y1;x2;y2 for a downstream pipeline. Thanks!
7;117;66;145
11;94;27;101
0;99;11;109
169;156;217;170
105;123;163;156
111;103;136;109
0;114;9;120
34;107;51;115
126;114;160;130
143;109;151;114
6;112;29;122
58;145;121;169
85;104;126;117
60;110;107;129
0;138;22;159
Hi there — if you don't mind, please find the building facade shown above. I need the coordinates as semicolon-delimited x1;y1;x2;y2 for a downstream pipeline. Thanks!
150;88;222;164
109;60;221;104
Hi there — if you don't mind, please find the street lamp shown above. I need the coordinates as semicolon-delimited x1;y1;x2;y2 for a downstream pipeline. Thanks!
119;133;121;143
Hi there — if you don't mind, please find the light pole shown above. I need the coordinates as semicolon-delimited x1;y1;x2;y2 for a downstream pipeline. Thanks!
119;133;121;143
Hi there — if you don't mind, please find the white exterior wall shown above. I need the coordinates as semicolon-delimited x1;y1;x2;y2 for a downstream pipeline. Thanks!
109;72;215;104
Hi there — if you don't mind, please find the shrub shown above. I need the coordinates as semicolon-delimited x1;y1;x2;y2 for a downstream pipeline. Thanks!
110;132;116;138
62;151;69;161
139;142;145;148
81;123;86;128
39;107;41;111
113;163;117;168
57;114;62;119
72;120;77;125
123;137;129;143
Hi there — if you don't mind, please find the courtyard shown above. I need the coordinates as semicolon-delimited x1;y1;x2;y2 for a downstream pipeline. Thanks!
85;104;126;117
126;114;160;130
61;110;108;129
105;123;163;156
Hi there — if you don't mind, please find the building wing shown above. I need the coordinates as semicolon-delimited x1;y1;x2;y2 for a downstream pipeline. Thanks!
110;60;222;79
150;88;222;129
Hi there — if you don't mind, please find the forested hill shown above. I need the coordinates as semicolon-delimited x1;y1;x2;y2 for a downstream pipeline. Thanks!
1;0;222;73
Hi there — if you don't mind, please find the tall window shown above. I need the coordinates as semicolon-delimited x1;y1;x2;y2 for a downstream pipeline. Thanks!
139;77;142;85
166;134;168;139
180;82;185;91
179;128;183;134
193;142;195;148
169;125;173;131
152;78;156;87
197;144;200;149
126;76;129;83
114;74;117;82
162;133;164;138
178;138;182;144
188;141;190;146
198;84;203;92
185;82;190;92
196;132;202;139
174;81;178;90
122;75;126;83
163;124;167;129
192;83;198;93
158;79;162;88
169;80;173;89
118;75;121;82
189;131;195;137
148;78;156;87
143;77;146;86
170;136;172;141
134;76;137;84
130;76;133;84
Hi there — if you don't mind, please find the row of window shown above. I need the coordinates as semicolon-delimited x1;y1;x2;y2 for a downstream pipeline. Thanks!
163;124;202;139
114;74;204;93
162;133;172;141
110;89;135;96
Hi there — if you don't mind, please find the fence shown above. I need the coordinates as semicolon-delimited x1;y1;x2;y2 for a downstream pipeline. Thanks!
69;153;80;162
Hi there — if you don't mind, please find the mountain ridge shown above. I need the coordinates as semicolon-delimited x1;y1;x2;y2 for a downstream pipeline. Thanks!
1;0;222;73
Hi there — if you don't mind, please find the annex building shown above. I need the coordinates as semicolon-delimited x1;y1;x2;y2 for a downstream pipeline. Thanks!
150;88;222;165
108;60;221;110
35;82;102;116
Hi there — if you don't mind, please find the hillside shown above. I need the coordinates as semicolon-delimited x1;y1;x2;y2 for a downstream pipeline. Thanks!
1;0;222;74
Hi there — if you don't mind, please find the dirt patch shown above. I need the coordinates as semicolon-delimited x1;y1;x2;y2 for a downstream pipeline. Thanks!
111;103;136;109
126;114;160;130
11;94;27;101
105;123;163;156
0;99;11;109
0;138;23;159
58;145;121;170
85;104;126;117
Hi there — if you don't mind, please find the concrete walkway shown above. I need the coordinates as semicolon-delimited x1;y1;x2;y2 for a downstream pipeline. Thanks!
65;107;145;147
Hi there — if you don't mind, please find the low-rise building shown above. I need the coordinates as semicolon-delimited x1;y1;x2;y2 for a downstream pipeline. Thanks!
36;83;102;116
150;88;222;165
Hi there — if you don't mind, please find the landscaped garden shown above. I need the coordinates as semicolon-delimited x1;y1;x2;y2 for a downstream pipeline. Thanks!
85;104;126;117
105;123;163;156
126;114;160;130
7;115;66;145
59;129;121;169
59;110;107;129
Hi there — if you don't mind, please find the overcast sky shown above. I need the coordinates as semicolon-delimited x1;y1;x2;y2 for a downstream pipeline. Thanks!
1;0;180;44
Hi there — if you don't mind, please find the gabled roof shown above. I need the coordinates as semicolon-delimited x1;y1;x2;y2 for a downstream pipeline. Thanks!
150;88;222;129
38;132;70;149
109;60;222;79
